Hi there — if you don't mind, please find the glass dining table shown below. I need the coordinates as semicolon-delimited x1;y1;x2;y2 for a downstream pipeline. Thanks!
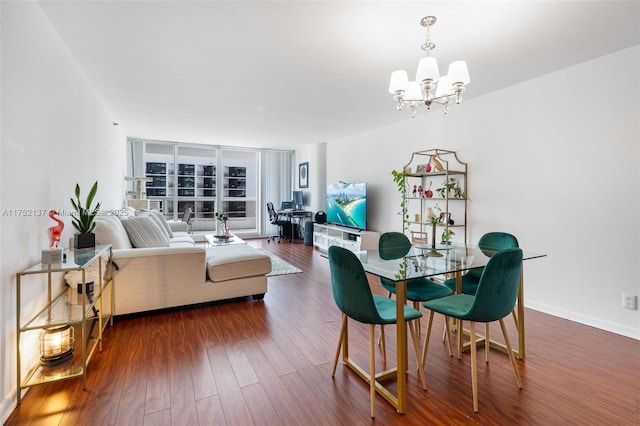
350;242;546;414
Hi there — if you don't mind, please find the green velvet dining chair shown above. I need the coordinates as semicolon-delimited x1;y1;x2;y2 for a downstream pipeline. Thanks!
378;232;454;357
328;245;425;418
421;248;524;412
444;232;519;295
443;232;519;360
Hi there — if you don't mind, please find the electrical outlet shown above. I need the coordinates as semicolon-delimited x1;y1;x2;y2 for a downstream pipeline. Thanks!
622;293;637;310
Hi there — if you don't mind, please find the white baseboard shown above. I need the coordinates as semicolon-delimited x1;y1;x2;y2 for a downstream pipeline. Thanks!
1;387;19;425
526;301;640;340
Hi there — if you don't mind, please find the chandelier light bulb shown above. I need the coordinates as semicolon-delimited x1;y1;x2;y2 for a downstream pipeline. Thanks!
416;56;440;83
435;75;453;98
388;70;409;94
405;81;422;101
448;61;470;86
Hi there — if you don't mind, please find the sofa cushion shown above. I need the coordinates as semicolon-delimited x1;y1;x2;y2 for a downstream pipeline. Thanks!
169;235;196;246
168;221;189;233
94;215;133;249
206;245;271;282
140;208;174;238
121;216;169;248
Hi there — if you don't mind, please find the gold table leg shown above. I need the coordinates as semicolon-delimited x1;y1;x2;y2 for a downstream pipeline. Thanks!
341;279;408;413
395;279;407;413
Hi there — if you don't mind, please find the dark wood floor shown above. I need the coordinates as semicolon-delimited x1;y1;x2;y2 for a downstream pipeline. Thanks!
6;239;640;425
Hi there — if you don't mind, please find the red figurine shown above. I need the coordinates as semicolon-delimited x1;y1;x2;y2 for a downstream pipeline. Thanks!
47;210;64;247
425;182;433;198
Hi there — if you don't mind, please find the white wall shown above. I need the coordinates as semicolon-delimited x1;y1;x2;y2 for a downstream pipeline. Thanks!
295;142;326;213
0;2;126;422
326;45;640;340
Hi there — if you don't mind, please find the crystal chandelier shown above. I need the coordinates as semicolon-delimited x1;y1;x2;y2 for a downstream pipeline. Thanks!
388;16;470;117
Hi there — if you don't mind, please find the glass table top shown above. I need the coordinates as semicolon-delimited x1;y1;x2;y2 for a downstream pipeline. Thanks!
356;243;546;282
19;245;112;275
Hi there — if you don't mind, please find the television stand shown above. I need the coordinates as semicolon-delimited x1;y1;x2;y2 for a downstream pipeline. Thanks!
312;223;379;253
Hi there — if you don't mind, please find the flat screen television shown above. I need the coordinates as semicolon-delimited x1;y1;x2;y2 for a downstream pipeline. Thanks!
326;182;367;230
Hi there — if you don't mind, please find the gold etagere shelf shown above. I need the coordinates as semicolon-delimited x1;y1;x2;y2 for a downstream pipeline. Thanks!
402;148;468;246
16;245;114;405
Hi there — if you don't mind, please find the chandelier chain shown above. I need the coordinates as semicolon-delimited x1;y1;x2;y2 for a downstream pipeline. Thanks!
421;16;435;54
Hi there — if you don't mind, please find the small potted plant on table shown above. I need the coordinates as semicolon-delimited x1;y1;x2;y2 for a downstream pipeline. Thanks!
70;181;100;249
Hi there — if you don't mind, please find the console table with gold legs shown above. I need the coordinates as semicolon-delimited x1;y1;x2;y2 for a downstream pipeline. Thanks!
15;245;114;405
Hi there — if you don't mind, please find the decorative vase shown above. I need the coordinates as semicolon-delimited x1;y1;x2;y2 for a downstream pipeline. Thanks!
73;233;95;249
428;222;443;257
223;221;230;237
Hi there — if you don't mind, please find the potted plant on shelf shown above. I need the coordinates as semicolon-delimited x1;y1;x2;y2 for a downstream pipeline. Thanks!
70;181;101;249
391;169;409;232
441;228;455;244
435;178;465;199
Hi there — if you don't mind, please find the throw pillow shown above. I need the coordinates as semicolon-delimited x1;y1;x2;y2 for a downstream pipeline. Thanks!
140;208;174;238
94;216;133;249
121;216;169;248
137;211;171;241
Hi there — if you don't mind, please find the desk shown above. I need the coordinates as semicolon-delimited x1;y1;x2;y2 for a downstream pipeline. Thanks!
277;210;312;242
354;243;545;414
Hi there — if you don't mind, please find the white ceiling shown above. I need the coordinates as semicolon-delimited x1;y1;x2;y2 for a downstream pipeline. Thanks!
38;1;640;149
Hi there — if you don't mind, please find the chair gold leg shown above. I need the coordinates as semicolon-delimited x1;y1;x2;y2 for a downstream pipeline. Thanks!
369;325;376;418
413;301;421;335
470;321;479;412
421;311;435;369
443;316;453;357
377;291;393;347
332;315;347;377
457;318;463;360
499;318;523;389
485;323;490;363
409;320;427;390
380;326;386;363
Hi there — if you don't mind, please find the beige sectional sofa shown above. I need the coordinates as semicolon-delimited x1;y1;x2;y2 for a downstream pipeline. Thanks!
94;214;271;315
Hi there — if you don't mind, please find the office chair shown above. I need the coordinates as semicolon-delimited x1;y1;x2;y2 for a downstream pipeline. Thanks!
421;248;524;412
182;207;193;234
266;202;290;243
377;232;454;358
328;246;425;418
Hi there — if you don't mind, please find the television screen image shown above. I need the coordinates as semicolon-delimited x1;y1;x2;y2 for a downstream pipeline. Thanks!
326;182;367;230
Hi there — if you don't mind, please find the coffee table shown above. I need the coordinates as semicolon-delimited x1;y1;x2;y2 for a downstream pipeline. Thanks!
205;233;246;246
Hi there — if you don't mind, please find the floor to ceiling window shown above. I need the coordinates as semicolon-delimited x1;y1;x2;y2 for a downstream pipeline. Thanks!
127;138;293;237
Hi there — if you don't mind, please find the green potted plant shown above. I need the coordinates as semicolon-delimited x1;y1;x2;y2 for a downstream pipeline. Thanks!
441;228;455;244
70;181;101;249
391;169;409;232
435;178;465;199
